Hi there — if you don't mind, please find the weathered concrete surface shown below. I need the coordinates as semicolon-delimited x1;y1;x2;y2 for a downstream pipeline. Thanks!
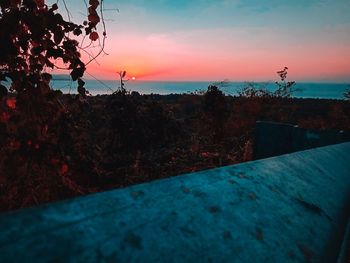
1;143;350;263
253;121;350;159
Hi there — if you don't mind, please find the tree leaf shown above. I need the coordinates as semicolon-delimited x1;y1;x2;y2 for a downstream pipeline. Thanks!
89;0;99;8
54;28;64;45
88;13;100;24
89;31;99;41
77;85;86;96
70;67;85;81
78;78;85;87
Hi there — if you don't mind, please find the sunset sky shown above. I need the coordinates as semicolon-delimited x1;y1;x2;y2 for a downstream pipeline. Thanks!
52;0;350;82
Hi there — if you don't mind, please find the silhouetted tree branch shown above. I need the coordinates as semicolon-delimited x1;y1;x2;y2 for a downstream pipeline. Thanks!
0;0;107;95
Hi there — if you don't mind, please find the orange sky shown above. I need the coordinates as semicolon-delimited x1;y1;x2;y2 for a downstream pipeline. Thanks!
51;0;350;82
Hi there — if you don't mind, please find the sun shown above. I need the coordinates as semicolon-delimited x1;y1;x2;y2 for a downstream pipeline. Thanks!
131;76;136;81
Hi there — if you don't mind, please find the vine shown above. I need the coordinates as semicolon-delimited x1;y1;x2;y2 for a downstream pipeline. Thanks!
0;0;105;95
0;0;106;209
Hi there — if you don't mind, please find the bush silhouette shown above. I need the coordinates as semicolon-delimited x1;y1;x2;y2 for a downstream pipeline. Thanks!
274;67;297;98
0;1;103;95
238;67;297;98
202;85;230;140
0;0;105;209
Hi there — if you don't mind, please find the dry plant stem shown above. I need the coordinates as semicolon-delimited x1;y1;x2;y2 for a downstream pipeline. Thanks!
85;0;107;67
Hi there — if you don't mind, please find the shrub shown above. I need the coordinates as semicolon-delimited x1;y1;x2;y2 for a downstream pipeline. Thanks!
274;67;297;98
238;82;272;98
238;67;297;99
202;85;230;140
0;0;105;210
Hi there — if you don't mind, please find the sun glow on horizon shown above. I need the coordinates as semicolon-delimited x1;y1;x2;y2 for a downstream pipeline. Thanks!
70;0;350;82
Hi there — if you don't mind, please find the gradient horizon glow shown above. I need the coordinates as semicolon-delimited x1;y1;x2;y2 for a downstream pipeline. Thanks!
50;0;350;82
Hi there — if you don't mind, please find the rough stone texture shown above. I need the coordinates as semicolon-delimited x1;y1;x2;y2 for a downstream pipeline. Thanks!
0;143;350;263
253;121;350;159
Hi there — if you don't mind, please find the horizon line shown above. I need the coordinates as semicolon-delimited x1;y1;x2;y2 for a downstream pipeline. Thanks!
52;77;350;84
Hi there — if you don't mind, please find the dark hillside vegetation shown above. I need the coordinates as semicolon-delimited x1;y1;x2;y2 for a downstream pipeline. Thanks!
1;87;350;211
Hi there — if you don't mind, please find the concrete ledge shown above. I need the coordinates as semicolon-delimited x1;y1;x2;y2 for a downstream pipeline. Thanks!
1;142;350;263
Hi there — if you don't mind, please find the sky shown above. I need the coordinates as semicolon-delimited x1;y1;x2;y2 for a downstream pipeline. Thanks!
51;0;350;82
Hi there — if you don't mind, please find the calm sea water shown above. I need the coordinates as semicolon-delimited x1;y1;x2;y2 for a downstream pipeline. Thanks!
51;79;349;99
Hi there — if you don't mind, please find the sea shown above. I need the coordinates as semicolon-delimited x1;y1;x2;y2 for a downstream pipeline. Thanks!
51;79;349;99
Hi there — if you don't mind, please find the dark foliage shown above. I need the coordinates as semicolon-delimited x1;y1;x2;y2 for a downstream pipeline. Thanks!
202;85;230;140
0;0;104;210
274;67;297;98
0;0;102;93
238;67;297;99
1;89;350;210
238;82;272;98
